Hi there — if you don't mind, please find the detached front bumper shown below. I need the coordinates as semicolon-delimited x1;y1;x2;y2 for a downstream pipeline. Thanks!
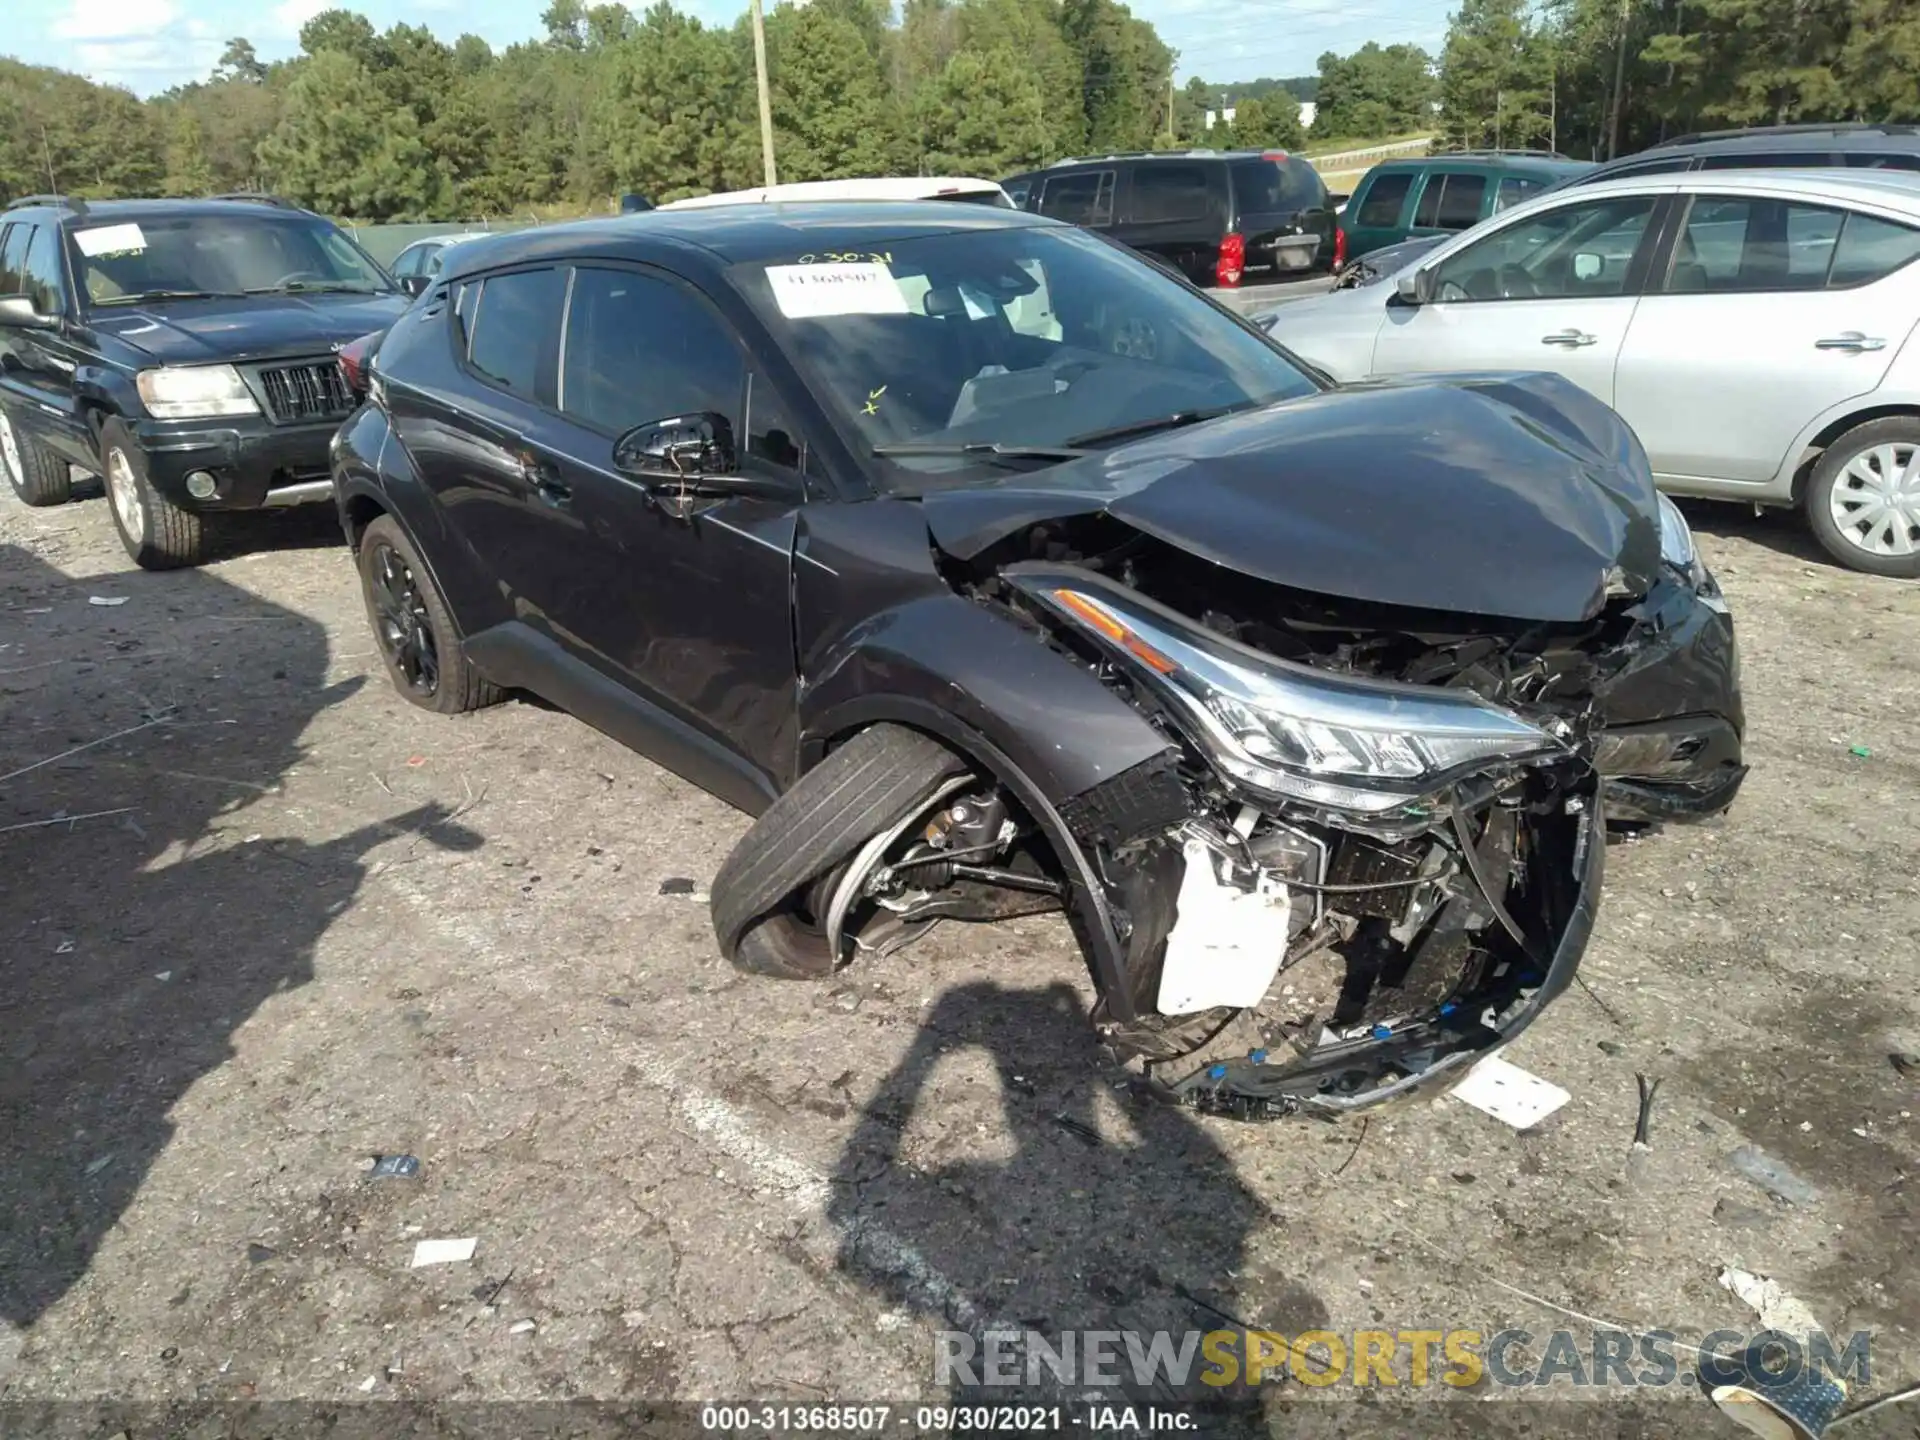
132;415;339;512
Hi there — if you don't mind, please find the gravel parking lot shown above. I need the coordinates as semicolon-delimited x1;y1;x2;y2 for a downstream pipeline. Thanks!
3;482;1918;1436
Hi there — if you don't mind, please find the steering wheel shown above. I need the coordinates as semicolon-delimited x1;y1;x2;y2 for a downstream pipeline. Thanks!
270;269;324;289
1437;278;1471;303
1496;266;1542;299
1109;316;1159;360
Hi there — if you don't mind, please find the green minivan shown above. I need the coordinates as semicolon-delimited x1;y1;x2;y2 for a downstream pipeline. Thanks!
1337;152;1594;264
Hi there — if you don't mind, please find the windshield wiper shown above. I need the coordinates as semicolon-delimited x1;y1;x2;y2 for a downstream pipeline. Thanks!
91;289;245;306
1066;404;1247;449
245;281;385;295
872;441;1090;467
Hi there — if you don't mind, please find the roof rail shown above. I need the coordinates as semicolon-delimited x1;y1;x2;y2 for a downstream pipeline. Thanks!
1658;122;1920;147
1441;147;1573;160
208;191;304;209
1047;149;1227;166
3;193;81;212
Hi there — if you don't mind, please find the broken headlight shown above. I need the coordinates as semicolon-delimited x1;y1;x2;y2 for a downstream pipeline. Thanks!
1015;574;1566;815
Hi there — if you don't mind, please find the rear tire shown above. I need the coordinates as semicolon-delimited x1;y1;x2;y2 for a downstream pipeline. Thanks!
357;513;504;715
100;418;212;568
1805;417;1920;578
2;407;73;507
712;725;969;980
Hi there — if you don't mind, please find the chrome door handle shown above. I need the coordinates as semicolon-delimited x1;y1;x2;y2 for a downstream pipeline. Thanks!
1541;329;1598;348
518;453;571;504
1815;332;1886;352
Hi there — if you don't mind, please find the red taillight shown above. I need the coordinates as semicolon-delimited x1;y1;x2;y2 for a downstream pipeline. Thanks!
337;331;380;396
1334;225;1347;269
1216;233;1245;288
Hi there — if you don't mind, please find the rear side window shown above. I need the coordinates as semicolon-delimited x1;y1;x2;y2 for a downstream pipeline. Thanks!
1665;197;1840;292
1353;172;1414;228
1039;171;1115;226
1434;174;1488;229
1131;164;1211;223
1829;212;1920;286
1698;151;1831;170
1845;153;1920;172
468;267;565;400
1495;176;1544;212
560;267;746;436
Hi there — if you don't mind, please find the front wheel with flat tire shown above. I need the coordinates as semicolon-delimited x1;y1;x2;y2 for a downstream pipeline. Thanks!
2;407;73;507
1805;417;1920;578
356;513;504;715
100;418;212;568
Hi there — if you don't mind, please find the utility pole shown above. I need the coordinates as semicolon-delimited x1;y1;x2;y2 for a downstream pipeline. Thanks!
1605;0;1631;160
1550;51;1558;155
750;0;778;187
1168;70;1176;145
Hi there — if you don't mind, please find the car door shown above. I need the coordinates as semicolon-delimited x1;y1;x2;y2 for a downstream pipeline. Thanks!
1370;189;1669;405
0;221;90;468
1613;193;1920;485
1113;162;1219;282
1037;168;1117;235
1343;168;1417;257
1406;169;1490;243
532;262;807;776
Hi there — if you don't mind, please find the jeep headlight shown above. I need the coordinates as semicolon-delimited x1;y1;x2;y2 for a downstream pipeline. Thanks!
1015;574;1566;815
136;364;260;420
1657;492;1696;571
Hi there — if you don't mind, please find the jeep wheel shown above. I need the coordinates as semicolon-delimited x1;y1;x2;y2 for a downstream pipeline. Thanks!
1;408;73;508
357;513;504;715
100;418;212;568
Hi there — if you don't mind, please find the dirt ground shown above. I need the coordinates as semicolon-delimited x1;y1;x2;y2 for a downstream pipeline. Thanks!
2;478;1918;1439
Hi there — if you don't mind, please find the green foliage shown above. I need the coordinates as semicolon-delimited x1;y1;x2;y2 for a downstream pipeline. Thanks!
1314;43;1436;139
162;107;216;195
1438;0;1552;149
768;2;899;180
594;4;755;200
1229;93;1306;149
258;50;440;219
0;58;164;203
1061;0;1173;152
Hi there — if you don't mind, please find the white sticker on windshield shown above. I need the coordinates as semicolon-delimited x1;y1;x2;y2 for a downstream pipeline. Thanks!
766;262;908;319
74;223;147;258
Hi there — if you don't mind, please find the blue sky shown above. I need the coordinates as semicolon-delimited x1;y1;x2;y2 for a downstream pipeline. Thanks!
7;0;1452;97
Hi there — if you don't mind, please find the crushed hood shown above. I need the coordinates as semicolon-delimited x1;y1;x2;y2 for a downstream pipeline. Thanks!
918;371;1662;624
88;292;411;366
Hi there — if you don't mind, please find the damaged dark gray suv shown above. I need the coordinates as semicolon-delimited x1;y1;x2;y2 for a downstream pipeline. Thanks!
331;203;1744;1117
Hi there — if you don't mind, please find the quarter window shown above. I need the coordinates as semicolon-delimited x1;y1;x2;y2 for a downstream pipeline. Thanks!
1352;172;1414;228
468;267;565;400
1130;165;1210;223
1432;195;1658;302
1039;170;1116;226
1828;211;1920;287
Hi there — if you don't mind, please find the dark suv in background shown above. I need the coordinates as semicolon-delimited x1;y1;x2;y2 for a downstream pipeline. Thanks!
0;194;408;568
1002;150;1335;288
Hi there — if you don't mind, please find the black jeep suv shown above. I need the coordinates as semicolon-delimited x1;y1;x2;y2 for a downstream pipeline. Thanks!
0;194;409;567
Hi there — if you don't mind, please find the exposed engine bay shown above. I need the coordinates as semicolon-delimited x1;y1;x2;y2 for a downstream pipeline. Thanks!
811;517;1616;1119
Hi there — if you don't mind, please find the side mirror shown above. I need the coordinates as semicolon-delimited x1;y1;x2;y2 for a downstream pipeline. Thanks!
1572;251;1604;283
1395;268;1433;306
400;274;431;297
619;192;655;215
0;294;56;330
613;412;739;482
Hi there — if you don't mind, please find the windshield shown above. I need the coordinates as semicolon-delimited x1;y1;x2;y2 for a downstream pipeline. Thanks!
730;224;1319;491
68;211;394;306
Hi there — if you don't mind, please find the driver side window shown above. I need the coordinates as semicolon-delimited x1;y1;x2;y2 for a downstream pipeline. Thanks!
1431;195;1659;302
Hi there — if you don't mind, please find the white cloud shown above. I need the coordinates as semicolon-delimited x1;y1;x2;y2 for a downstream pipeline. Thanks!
272;0;330;37
53;0;180;41
74;33;223;89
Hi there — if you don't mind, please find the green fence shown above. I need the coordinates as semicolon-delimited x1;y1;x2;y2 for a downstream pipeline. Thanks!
341;219;539;267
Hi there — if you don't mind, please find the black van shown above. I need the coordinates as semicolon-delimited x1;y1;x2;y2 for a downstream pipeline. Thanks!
1001;150;1335;289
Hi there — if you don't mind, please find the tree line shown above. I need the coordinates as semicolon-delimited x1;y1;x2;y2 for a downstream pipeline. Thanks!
1437;0;1920;157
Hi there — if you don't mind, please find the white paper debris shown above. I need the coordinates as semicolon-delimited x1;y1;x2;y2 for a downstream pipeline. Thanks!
410;1236;477;1268
89;595;129;607
1449;1054;1570;1130
766;262;908;319
507;1319;536;1335
357;1375;378;1393
1718;1267;1822;1343
1156;838;1290;1014
74;222;147;257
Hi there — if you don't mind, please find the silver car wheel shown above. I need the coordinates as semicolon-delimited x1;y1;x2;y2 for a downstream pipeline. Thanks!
107;446;146;541
1829;440;1920;558
0;412;21;490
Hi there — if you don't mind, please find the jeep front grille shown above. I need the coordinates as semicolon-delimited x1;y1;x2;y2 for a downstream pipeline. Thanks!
256;360;354;424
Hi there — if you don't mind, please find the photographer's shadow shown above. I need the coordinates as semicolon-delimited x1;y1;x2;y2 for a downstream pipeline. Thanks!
830;980;1322;1429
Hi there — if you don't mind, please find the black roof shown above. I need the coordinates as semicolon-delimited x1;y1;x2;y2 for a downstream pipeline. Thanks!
439;201;1056;280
